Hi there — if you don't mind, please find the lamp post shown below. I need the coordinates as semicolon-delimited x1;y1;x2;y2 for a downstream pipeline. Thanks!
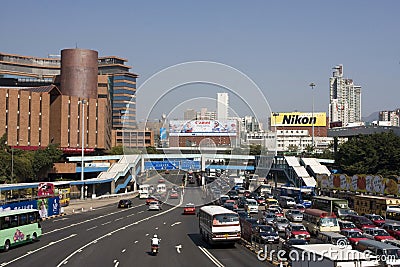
80;100;86;200
272;112;279;157
309;82;316;152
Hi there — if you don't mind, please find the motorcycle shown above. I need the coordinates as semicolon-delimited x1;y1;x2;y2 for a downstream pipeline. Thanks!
151;244;159;255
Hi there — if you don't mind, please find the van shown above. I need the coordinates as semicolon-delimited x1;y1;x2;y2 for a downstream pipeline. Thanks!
245;199;259;214
318;231;350;247
278;196;296;209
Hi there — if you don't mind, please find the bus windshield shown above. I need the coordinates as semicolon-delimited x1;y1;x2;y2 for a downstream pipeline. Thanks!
320;218;338;227
213;214;239;225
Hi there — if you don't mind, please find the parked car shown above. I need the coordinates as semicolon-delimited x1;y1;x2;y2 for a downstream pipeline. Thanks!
148;201;161;211
272;217;290;232
340;229;368;246
256;225;280;244
338;220;359;231
285;209;303;222
183;203;196;215
285;223;310;241
382;223;400;239
363;228;396;242
118;199;132;208
364;214;385;227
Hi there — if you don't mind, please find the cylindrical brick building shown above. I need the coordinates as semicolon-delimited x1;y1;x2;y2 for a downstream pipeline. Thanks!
60;48;98;99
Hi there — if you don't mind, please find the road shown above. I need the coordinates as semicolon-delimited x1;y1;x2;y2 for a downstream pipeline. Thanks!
1;188;273;267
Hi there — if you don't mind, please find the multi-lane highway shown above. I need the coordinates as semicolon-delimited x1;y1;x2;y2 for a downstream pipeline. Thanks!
1;174;272;267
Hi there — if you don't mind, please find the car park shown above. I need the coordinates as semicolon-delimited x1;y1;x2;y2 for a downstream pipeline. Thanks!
285;223;310;241
272;217;290;232
363;228;396;242
340;229;368;246
148;201;161;211
382;223;400;239
364;214;385;227
256;225;280;244
183;203;196;215
118;199;132;208
285;209;303;222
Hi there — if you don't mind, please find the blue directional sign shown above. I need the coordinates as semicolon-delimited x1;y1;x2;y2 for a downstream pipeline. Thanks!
144;160;200;170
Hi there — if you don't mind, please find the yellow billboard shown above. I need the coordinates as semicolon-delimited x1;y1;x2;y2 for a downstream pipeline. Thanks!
271;112;326;127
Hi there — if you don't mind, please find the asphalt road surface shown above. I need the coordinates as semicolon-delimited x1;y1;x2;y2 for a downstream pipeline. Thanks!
1;191;273;267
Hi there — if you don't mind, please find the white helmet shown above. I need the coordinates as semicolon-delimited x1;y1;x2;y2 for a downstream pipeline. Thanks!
154;234;158;238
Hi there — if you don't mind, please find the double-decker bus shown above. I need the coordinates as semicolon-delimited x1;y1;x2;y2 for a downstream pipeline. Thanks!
302;208;340;235
0;209;42;251
199;205;241;245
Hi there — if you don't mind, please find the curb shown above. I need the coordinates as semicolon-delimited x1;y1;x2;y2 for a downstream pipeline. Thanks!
41;212;67;221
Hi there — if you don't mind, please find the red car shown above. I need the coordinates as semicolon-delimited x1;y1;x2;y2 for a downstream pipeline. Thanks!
146;196;157;205
183;203;196;215
225;200;238;209
364;214;385;227
169;191;179;199
285;223;311;241
382;223;400;239
340;229;368;246
363;228;396;242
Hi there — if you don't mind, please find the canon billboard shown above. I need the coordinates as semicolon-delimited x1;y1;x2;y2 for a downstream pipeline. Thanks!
169;120;237;136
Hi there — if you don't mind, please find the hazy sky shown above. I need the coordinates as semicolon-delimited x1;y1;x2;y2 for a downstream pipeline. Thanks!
1;0;399;121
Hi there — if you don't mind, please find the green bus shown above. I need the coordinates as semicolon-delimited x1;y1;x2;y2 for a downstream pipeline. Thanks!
311;196;349;213
0;209;42;251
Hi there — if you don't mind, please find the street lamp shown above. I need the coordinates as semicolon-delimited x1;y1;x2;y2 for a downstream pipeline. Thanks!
309;82;316;152
272;112;279;157
80;100;87;200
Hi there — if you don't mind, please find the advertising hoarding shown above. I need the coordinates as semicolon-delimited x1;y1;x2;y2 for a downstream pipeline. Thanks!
271;112;326;127
169;120;237;136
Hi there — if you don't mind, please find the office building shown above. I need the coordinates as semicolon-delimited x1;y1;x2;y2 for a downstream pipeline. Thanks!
217;93;229;120
329;64;362;127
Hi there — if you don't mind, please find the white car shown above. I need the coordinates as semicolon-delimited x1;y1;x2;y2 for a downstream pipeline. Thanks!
148;201;161;211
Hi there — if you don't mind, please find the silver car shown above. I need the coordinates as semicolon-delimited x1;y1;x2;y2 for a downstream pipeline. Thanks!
272;217;290;232
286;209;303;222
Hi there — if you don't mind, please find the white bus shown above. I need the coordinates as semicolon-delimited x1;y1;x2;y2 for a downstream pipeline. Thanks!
139;184;150;199
302;209;340;235
157;183;166;193
199;205;241;245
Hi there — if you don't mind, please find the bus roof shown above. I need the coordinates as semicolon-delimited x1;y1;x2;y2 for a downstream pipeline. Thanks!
304;209;336;217
200;205;237;216
0;209;38;217
313;196;344;201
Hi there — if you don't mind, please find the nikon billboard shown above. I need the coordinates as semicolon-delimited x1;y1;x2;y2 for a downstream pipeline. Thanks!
271;112;326;127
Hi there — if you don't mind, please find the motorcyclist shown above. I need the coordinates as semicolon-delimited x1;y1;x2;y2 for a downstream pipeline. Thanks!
151;234;160;248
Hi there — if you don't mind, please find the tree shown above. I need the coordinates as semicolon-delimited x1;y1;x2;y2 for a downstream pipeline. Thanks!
334;131;400;176
32;144;62;181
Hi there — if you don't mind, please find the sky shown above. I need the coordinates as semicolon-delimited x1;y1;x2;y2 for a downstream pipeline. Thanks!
1;0;399;122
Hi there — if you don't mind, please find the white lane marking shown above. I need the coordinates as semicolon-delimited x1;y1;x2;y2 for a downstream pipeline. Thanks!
155;227;158;230
134;241;138;244
57;198;184;267
145;233;149;236
102;221;111;225
138;211;144;214
87;226;98;231
114;262;119;267
121;249;126;253
164;222;166;225
126;214;135;217
175;244;182;253
171;222;181;227
113;260;117;263
114;217;123;221
198;246;224;267
1;234;77;266
43;204;145;236
53;218;69;222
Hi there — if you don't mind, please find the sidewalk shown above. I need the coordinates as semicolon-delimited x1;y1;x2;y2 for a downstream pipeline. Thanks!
61;192;139;215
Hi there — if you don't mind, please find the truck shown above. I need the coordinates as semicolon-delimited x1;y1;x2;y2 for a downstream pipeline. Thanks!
290;244;380;267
